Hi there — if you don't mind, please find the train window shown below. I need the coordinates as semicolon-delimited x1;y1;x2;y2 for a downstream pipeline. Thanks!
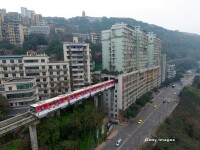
30;106;36;112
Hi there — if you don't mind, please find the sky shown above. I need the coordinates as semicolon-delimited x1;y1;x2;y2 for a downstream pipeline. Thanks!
0;0;200;35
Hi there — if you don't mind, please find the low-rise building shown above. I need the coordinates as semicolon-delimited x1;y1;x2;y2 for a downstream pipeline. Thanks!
0;53;71;98
0;78;38;108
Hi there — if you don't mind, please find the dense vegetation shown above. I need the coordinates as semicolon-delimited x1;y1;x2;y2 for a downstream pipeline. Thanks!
0;94;9;121
144;76;200;150
45;16;200;60
0;100;105;150
124;92;153;119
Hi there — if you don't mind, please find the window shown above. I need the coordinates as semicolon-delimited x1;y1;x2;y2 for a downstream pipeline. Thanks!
43;78;46;82
2;60;6;63
24;60;38;63
8;87;12;91
36;79;40;82
50;72;53;75
3;67;7;71
41;59;45;62
11;67;15;70
42;66;45;69
18;59;22;63
63;65;66;68
12;73;16;77
19;66;23;70
10;60;14;63
57;77;59;81
20;73;24;77
44;90;48;93
4;74;8;77
42;72;46;75
17;83;33;89
7;92;34;99
56;65;60;69
57;71;60;75
64;77;67;80
51;84;54;87
64;71;67;74
44;84;47;88
49;66;52;69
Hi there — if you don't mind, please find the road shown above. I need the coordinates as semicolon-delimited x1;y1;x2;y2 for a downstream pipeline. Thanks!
102;75;194;150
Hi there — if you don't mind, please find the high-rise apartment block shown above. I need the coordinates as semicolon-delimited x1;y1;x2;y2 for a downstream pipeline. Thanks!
102;23;137;73
101;23;161;123
161;54;166;82
147;32;161;67
63;38;91;91
0;53;71;99
1;22;24;46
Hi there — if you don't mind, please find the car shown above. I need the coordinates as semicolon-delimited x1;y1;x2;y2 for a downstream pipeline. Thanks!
163;100;166;103
153;105;157;108
167;100;171;103
138;119;143;124
116;139;122;147
174;92;176;95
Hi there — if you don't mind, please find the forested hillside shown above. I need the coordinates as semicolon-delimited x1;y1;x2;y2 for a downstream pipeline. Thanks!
45;16;200;60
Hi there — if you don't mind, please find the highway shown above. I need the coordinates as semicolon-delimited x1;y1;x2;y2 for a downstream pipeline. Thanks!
102;75;194;150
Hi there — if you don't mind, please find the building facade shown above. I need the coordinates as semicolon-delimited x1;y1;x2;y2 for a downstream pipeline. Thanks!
161;54;166;82
167;64;176;79
0;53;71;99
102;23;137;73
0;78;38;108
1;22;24;46
63;38;91;91
101;23;162;123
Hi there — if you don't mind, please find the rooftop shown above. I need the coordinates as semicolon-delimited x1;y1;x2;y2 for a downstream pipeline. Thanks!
3;78;35;83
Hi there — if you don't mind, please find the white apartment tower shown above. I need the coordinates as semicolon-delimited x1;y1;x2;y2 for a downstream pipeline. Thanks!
63;38;91;91
101;23;161;123
161;54;166;82
102;23;137;73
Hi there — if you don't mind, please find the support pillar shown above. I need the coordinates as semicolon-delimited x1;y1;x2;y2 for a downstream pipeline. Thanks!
56;110;60;116
94;95;98;107
29;123;39;150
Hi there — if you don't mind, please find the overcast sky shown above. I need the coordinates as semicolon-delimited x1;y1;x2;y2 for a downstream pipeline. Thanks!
1;0;200;34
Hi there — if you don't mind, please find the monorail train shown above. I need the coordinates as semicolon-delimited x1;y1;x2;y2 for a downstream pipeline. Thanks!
30;80;115;118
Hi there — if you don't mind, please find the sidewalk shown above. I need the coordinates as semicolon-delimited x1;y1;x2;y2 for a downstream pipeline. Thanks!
94;129;118;150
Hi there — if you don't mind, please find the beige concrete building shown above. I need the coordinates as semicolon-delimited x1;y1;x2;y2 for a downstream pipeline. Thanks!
0;53;71;99
0;78;38;108
63;38;92;91
1;22;24;46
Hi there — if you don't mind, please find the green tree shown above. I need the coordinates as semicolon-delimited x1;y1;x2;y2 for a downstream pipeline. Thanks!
0;40;15;50
23;34;48;50
48;40;63;60
38;118;60;150
0;94;9;120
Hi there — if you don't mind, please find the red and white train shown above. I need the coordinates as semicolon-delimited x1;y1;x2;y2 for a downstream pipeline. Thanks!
30;80;115;118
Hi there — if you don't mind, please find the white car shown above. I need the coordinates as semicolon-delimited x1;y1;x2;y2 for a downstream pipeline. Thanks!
174;92;176;95
116;139;122;147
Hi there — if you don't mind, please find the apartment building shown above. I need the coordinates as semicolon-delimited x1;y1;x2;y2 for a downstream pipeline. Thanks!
0;53;71;98
0;78;38;108
135;26;148;69
101;66;160;123
30;26;50;36
63;38;91;91
1;22;24;46
101;23;161;123
102;23;137;73
21;7;35;19
167;64;176;79
147;32;161;67
161;54;166;82
89;32;101;44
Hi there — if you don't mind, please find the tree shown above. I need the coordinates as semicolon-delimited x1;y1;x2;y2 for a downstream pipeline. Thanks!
23;34;48;50
48;40;63;60
0;40;15;50
0;94;9;120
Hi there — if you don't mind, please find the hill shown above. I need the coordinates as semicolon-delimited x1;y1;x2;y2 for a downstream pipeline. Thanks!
45;16;200;60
